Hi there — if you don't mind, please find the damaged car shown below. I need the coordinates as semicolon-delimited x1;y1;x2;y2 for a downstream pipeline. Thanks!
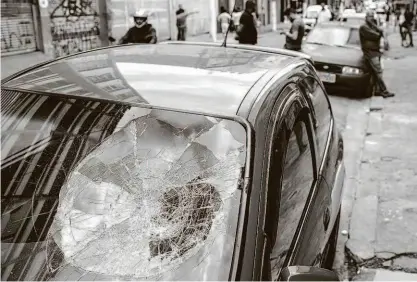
1;42;345;281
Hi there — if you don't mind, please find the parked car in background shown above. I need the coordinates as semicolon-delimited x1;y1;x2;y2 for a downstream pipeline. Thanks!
340;12;382;28
1;42;344;281
341;8;357;18
303;5;334;33
303;5;323;29
302;22;377;97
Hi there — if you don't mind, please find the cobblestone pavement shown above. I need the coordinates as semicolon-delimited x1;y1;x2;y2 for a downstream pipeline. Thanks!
344;33;417;281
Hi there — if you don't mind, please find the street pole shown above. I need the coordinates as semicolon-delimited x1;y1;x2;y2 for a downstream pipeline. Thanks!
167;0;175;40
271;0;277;31
98;0;110;47
124;0;129;31
210;0;217;42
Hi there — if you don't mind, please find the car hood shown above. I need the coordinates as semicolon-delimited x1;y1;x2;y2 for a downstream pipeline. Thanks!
1;89;246;281
302;43;364;67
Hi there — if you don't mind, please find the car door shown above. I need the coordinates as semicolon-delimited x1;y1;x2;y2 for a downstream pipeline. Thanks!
261;82;321;280
289;75;334;267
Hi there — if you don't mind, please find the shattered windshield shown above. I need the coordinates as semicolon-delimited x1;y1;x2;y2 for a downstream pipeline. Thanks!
1;91;247;281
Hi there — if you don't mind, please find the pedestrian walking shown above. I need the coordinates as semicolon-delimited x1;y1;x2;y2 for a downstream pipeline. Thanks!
316;2;332;23
385;1;391;23
218;7;232;35
359;10;395;98
232;7;243;32
394;8;401;31
119;10;157;44
400;6;414;47
282;8;305;52
236;0;258;45
175;4;199;41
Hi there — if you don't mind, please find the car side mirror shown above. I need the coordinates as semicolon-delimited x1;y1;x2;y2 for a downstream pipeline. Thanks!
280;266;340;281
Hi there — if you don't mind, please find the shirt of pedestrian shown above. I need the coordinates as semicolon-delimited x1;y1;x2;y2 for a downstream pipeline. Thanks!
404;10;414;24
286;17;305;49
317;8;332;23
218;12;232;24
176;8;186;27
232;11;243;25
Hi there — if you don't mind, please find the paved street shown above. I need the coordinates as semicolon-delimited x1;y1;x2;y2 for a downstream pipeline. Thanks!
345;38;417;281
1;25;417;280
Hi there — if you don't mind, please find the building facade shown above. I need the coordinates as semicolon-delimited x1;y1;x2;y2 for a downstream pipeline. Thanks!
1;0;294;59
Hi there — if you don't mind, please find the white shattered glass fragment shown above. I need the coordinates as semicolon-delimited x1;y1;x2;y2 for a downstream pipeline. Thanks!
46;112;246;278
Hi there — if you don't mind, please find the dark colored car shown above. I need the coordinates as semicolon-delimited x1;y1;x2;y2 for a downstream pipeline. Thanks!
1;42;345;281
303;22;376;97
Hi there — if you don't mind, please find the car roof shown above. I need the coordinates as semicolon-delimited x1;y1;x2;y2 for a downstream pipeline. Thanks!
3;43;306;117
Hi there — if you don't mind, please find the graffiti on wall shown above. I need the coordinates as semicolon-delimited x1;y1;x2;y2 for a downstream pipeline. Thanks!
49;0;101;58
1;1;37;54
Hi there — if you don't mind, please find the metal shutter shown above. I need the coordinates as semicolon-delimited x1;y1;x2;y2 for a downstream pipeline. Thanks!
1;1;37;56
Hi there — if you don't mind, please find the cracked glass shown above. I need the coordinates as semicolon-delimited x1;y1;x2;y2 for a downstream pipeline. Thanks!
1;90;247;281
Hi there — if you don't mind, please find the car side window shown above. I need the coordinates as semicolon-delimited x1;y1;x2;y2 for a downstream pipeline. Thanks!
302;76;332;165
270;116;315;280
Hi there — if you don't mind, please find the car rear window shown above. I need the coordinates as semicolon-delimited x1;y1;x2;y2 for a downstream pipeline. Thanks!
1;90;247;280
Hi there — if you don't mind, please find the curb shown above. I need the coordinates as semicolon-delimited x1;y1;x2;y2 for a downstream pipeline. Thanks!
345;96;380;266
334;97;372;280
341;96;378;277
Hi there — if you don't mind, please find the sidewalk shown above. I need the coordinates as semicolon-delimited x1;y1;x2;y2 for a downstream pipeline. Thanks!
345;29;417;280
1;51;53;80
187;22;289;43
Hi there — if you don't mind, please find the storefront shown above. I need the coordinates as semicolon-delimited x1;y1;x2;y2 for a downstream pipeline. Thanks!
1;0;38;56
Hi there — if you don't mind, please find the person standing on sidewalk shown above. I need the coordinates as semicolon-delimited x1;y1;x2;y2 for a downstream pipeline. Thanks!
316;2;332;24
394;8;401;31
232;7;243;32
175;5;199;41
385;1;391;27
218;7;232;35
359;10;395;98
176;5;187;41
282;8;305;52
400;6;414;47
236;0;258;45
